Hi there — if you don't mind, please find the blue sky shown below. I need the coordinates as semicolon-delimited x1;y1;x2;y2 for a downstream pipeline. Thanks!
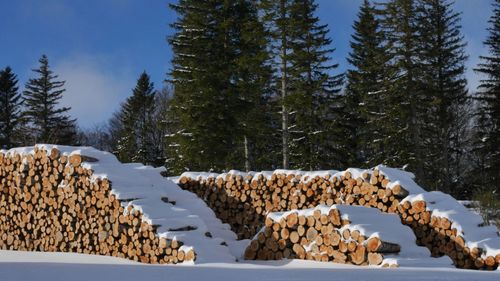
0;0;494;129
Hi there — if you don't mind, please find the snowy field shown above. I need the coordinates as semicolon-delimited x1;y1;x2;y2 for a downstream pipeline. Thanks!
0;250;499;281
1;145;500;280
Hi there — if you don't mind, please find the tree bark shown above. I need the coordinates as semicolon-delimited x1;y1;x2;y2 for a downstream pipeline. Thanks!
280;0;289;169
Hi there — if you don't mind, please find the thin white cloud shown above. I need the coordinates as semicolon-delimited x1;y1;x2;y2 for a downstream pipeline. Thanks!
19;0;75;24
54;54;135;129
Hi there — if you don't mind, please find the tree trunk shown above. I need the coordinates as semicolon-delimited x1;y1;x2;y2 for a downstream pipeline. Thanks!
244;135;250;172
280;0;289;169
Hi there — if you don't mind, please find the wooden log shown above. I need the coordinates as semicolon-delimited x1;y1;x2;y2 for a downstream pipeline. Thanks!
292;244;305;258
474;258;485;268
347;240;357;252
411;201;426;214
349;244;366;265
330;231;341;246
391;184;409;198
365;237;401;253
338;241;348;253
328;209;341;226
484;255;495;267
287;212;298;228
69;155;82;167
185;249;195;261
368;252;384;265
332;250;347;263
290;231;300;244
306;228;318;241
280;228;289;240
342;229;351;240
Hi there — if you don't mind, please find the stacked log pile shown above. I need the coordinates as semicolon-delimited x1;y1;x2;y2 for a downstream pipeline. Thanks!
244;208;399;267
178;170;500;270
0;147;194;264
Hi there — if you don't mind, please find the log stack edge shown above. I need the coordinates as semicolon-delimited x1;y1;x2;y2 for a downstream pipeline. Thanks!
178;170;500;270
0;147;195;264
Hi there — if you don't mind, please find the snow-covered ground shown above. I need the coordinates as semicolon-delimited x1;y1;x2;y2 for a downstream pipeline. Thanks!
1;145;500;280
0;250;499;281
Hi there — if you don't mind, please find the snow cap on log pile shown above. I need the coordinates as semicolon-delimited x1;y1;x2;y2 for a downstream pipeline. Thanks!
4;144;237;263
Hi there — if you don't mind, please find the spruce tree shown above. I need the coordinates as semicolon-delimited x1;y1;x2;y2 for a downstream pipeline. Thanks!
379;0;425;173
261;0;348;170
346;0;395;167
167;0;235;173
115;72;156;165
260;0;294;169
416;0;469;195
150;87;174;167
108;110;125;155
115;96;138;163
23;55;77;145
167;0;272;174
472;0;500;196
230;0;276;171
0;67;22;148
285;0;345;170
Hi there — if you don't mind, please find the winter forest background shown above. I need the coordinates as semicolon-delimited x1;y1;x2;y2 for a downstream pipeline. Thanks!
1;0;500;205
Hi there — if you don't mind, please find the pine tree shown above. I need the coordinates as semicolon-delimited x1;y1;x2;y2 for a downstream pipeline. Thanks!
285;0;345;170
23;55;77;145
416;0;469;195
472;0;500;196
0;66;22;148
115;72;156;165
346;0;395;167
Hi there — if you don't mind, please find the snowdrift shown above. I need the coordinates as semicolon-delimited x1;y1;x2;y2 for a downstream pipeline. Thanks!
179;168;500;269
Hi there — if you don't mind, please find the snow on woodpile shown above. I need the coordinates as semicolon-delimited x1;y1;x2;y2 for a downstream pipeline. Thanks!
0;145;236;264
378;166;500;257
179;167;500;269
402;191;500;253
245;204;448;268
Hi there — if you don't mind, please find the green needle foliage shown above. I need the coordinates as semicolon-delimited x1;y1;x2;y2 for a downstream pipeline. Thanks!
471;0;500;197
23;55;77;145
114;72;156;165
166;0;273;174
0;66;22;148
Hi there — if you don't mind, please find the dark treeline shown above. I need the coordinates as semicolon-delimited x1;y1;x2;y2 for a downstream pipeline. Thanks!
1;0;499;200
